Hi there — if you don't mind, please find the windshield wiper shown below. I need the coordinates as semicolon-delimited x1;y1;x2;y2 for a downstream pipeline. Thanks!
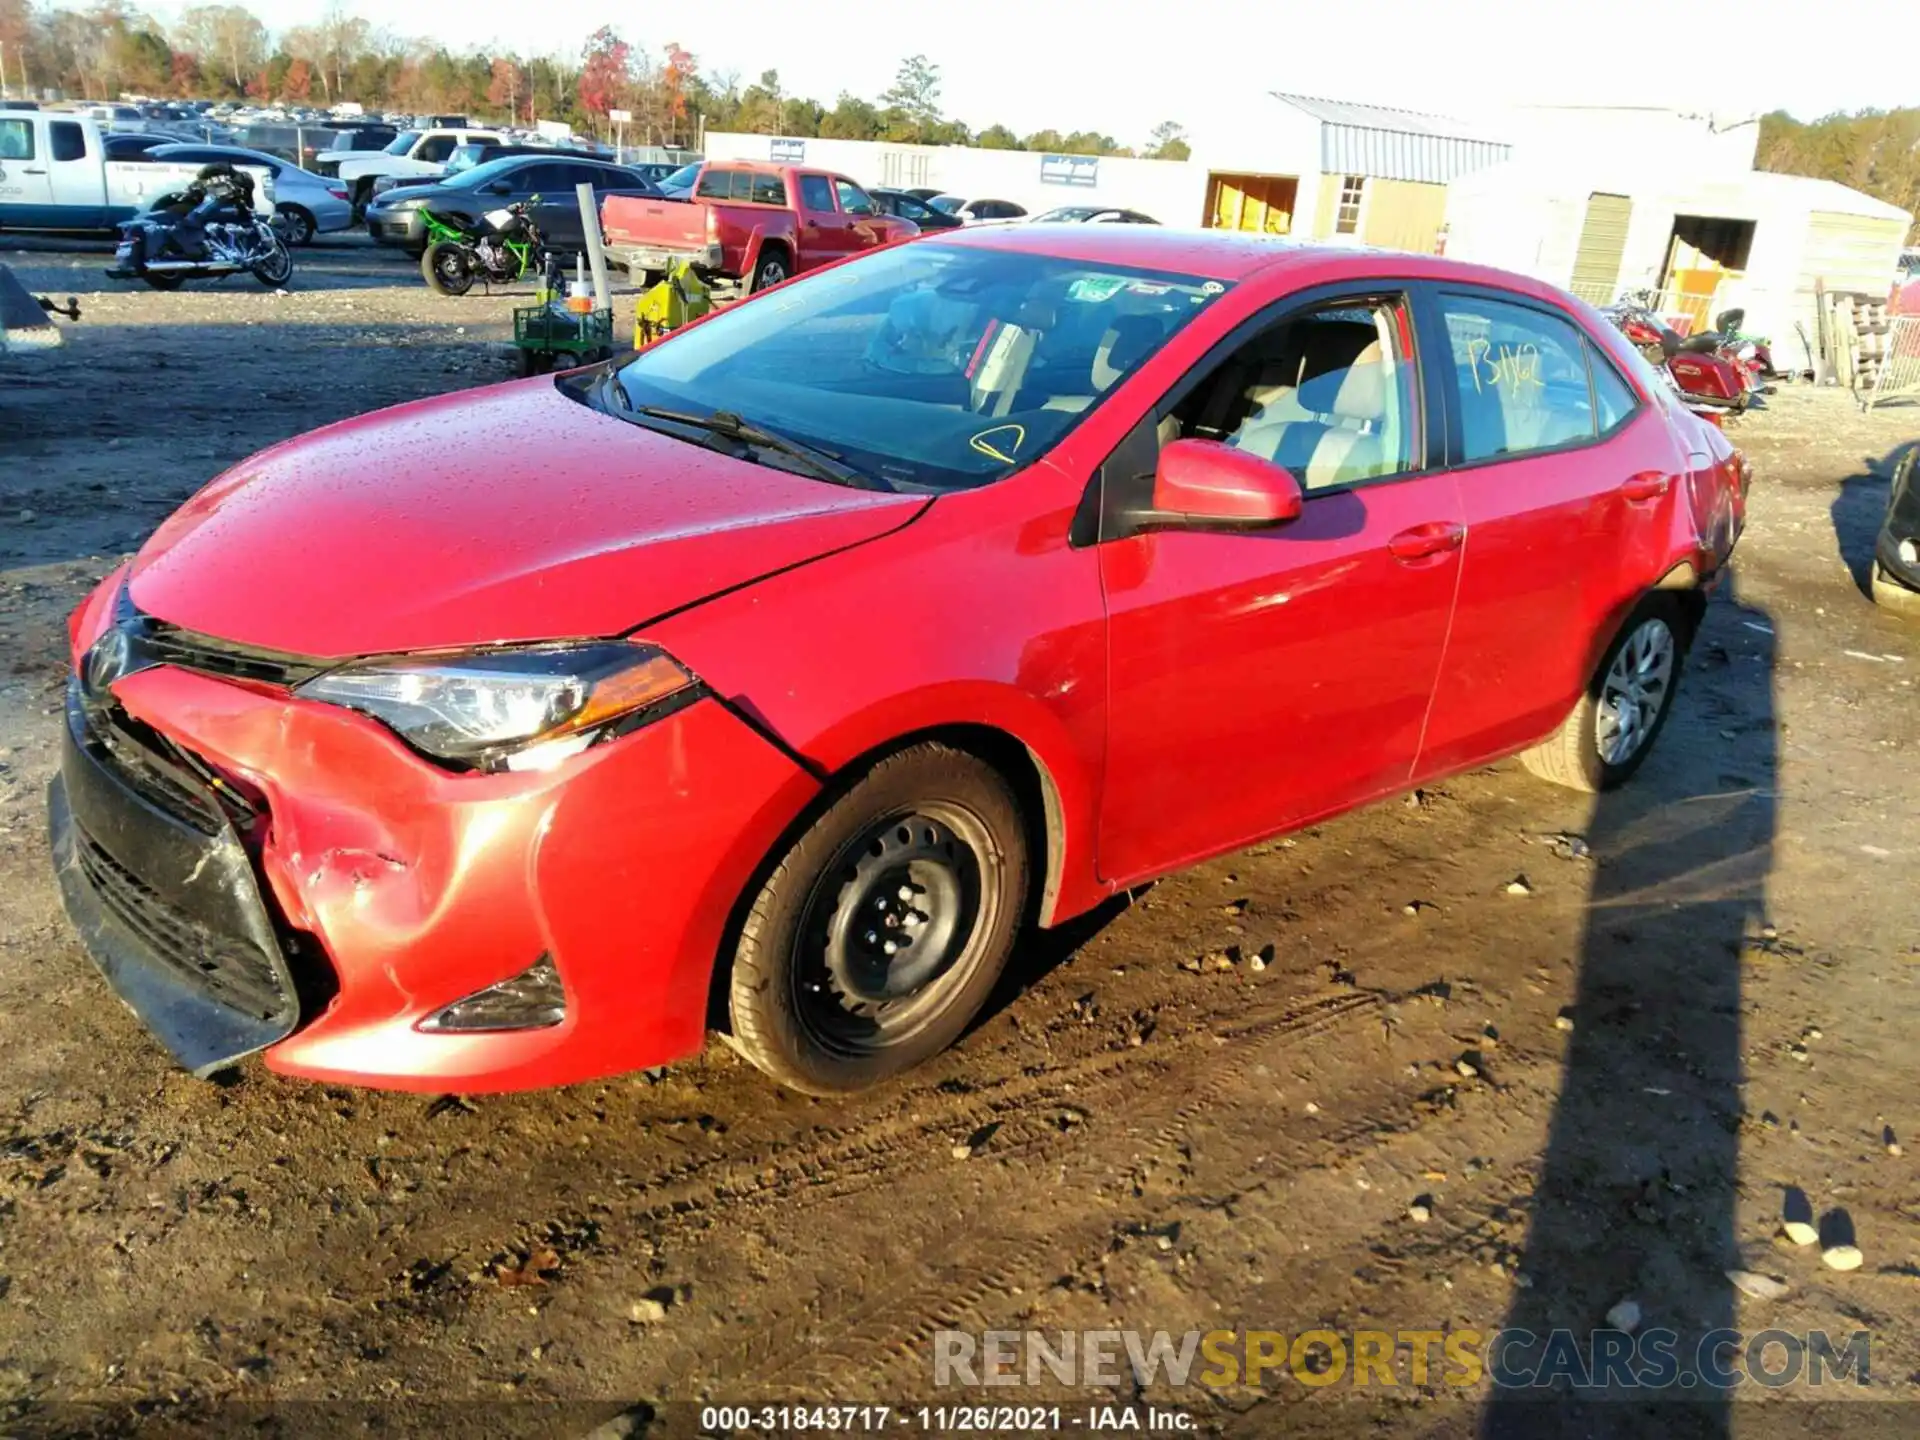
630;405;890;491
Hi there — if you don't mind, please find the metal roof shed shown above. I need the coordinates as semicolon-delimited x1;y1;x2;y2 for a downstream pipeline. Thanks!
1270;93;1512;184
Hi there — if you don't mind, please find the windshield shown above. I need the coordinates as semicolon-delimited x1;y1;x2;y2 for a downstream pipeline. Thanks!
929;196;964;215
602;241;1228;492
445;143;490;174
659;162;700;194
383;131;420;156
1037;208;1097;223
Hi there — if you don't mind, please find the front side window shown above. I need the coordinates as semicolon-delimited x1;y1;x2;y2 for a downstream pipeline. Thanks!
51;122;86;162
1440;294;1598;462
835;179;874;215
603;243;1230;492
1335;175;1364;235
1172;296;1420;491
415;136;456;164
0;119;34;161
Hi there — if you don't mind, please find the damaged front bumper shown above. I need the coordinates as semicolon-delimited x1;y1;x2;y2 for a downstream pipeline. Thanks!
49;688;300;1076
48;596;823;1092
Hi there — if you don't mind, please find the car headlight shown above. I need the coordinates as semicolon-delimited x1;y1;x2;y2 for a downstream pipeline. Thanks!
296;643;696;772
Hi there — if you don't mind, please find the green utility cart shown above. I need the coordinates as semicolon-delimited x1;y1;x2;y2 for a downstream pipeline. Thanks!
511;302;615;377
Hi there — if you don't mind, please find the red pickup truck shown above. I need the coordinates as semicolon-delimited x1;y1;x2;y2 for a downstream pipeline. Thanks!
600;162;918;292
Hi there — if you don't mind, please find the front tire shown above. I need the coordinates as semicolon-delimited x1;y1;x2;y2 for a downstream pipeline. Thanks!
421;242;474;297
1873;562;1920;618
142;273;184;291
1521;593;1689;792
726;743;1029;1095
250;235;292;288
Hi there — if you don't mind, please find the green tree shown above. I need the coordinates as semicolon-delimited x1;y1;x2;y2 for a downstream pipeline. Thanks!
1145;120;1190;160
820;92;882;140
975;123;1021;150
879;53;941;143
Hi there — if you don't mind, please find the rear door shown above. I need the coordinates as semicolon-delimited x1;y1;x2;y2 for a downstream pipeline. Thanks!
0;115;55;226
1411;286;1689;777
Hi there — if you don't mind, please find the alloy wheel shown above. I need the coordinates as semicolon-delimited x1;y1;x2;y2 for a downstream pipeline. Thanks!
1595;617;1676;767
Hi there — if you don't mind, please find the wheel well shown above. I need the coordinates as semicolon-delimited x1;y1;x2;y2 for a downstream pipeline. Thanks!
703;722;1068;1032
755;239;791;270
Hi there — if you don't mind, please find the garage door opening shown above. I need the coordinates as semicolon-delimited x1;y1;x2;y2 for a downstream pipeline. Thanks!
1205;173;1298;235
1662;214;1758;331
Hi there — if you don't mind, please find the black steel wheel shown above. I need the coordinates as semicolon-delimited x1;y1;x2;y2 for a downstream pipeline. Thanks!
726;743;1028;1094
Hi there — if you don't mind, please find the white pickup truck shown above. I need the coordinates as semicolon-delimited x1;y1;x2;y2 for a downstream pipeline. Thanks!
319;128;502;213
0;112;274;235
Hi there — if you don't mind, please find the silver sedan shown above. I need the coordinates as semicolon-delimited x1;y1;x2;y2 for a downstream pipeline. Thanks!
145;144;355;245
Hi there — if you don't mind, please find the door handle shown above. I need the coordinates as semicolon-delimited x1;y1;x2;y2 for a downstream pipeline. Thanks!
1388;521;1467;562
22;167;47;175
1621;471;1673;502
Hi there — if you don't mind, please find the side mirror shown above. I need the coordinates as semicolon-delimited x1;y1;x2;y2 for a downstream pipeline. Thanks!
1144;438;1304;532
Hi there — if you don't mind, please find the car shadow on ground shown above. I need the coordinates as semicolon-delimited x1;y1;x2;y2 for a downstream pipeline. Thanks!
1830;440;1917;600
1481;577;1777;1437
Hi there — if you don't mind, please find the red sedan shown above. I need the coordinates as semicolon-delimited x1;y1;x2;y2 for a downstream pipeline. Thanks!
50;228;1747;1095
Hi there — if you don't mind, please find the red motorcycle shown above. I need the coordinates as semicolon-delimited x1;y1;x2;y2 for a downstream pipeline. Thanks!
1603;300;1750;413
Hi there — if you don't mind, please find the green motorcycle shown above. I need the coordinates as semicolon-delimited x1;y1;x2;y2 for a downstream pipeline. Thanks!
419;198;550;298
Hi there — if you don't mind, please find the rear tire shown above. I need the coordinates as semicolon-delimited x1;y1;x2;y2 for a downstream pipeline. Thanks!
1521;592;1690;793
142;274;183;291
749;250;789;293
726;743;1029;1095
421;242;474;297
276;205;316;246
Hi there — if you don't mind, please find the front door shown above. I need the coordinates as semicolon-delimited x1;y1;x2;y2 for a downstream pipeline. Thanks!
1097;289;1464;885
1413;287;1691;775
796;172;851;271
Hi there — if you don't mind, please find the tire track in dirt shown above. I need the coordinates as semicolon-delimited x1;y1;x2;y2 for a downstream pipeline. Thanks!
621;992;1381;1239
668;990;1395;1391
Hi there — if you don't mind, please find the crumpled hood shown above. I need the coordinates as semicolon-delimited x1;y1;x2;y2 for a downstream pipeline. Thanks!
128;378;924;658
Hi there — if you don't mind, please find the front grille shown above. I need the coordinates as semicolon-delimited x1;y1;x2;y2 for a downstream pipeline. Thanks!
85;708;227;836
76;833;288;1023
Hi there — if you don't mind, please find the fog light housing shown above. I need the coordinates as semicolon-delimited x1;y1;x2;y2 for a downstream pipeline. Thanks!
419;955;566;1032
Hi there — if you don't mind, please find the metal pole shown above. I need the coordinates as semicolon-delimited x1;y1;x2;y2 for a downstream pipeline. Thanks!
576;181;612;312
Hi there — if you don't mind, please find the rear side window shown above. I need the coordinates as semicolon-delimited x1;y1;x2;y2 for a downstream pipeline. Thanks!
1588;345;1639;433
749;172;787;205
1439;294;1597;462
0;118;34;160
799;174;834;211
51;122;86;162
696;168;741;199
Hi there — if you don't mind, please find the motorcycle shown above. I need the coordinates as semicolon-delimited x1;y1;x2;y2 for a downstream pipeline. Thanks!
1602;299;1749;414
419;199;550;297
106;165;293;292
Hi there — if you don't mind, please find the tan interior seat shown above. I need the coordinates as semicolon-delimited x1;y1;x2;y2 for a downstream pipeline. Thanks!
1235;336;1392;489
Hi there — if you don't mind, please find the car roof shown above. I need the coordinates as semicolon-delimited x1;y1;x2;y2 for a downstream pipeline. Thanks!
925;225;1588;299
150;143;282;168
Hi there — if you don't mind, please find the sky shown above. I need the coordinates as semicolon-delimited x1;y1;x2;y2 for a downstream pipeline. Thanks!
139;0;1909;143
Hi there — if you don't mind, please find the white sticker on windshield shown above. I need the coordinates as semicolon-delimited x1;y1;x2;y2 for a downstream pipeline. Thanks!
1066;276;1128;303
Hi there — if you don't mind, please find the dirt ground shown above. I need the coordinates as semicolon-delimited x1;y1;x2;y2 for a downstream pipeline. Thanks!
2;236;1918;1439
